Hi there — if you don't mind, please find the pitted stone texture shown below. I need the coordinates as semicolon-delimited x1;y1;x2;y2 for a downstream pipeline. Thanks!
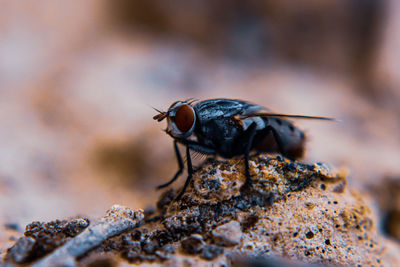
5;155;400;266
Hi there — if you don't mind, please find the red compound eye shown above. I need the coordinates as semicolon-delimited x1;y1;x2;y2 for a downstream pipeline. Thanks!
174;104;195;133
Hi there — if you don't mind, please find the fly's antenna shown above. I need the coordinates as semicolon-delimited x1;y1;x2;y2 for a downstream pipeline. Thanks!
152;107;167;122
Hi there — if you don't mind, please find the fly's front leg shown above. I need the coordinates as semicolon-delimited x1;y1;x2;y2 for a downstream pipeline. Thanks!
175;146;193;201
156;140;183;189
161;138;217;200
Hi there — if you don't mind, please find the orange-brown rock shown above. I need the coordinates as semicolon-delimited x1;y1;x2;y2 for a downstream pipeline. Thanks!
4;155;400;266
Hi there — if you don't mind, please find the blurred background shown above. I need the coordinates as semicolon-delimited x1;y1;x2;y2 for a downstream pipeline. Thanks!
1;0;400;254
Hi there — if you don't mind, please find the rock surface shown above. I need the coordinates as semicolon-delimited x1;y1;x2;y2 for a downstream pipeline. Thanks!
3;155;400;266
4;206;144;266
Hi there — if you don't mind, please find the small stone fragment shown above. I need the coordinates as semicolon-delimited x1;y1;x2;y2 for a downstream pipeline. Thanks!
122;235;141;251
212;221;242;246
4;223;20;231
161;244;176;254
5;236;35;263
142;239;159;254
201;245;223;260
155;244;176;260
181;234;205;254
31;205;144;267
241;214;259;232
332;181;346;193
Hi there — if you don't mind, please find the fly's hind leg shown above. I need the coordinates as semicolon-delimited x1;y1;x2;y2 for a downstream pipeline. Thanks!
242;123;286;190
156;140;183;189
241;122;258;189
265;125;285;155
265;125;293;160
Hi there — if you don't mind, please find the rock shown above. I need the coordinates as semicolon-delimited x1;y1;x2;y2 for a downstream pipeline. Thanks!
4;155;400;266
4;236;35;263
142;239;160;254
212;221;242;246
4;223;21;232
4;218;90;264
181;234;205;254
4;206;143;266
200;245;223;260
142;155;400;266
31;205;144;267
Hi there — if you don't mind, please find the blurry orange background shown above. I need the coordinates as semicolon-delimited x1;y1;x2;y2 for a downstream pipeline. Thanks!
1;0;400;253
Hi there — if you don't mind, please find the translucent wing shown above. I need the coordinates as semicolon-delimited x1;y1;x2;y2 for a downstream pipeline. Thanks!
236;100;336;121
238;112;336;121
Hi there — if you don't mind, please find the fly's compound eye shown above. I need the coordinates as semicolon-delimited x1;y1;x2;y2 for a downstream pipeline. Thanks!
174;104;195;133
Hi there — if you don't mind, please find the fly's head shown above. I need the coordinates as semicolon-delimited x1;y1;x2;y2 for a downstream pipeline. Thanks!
153;99;197;139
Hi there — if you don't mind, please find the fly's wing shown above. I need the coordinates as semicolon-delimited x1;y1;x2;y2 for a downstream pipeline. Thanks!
237;112;335;121
194;99;335;131
233;101;335;131
236;101;335;121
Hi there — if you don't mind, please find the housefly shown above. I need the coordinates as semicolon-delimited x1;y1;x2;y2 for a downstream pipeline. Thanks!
153;98;334;200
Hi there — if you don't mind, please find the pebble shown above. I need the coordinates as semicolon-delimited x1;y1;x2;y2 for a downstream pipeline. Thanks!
212;221;242;246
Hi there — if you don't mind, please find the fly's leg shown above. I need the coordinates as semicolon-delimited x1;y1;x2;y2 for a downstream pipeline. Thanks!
265;125;287;159
242;122;258;189
156;140;183;189
159;138;216;200
242;124;286;190
175;146;193;201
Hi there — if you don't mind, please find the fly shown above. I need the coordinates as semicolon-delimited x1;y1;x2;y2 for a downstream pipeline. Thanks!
153;98;334;200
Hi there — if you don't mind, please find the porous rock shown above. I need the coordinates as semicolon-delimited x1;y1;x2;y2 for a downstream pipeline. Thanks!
118;155;399;266
4;206;144;266
109;155;400;266
4;155;400;266
4;218;90;264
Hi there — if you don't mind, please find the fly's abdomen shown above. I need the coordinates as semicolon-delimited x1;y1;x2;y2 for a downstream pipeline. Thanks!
254;117;306;160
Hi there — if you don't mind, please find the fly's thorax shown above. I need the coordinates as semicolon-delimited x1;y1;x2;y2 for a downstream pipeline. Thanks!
166;101;196;138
